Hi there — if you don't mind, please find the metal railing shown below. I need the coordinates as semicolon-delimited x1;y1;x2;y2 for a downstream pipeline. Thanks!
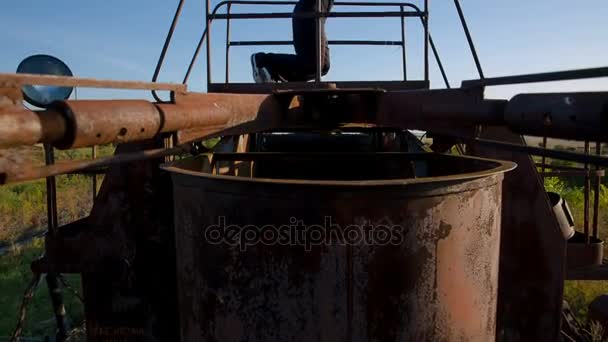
152;0;485;100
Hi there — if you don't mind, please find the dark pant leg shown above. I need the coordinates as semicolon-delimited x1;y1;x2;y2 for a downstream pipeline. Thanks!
292;0;331;78
256;53;314;82
257;0;331;82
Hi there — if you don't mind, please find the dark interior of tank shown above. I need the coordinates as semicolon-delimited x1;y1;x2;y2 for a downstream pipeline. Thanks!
169;152;505;182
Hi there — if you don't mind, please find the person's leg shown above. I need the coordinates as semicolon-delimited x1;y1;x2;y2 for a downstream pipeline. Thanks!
251;0;332;82
292;0;331;80
253;52;310;82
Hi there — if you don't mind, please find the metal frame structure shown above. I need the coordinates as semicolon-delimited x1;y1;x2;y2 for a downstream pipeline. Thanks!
1;1;608;341
151;0;490;100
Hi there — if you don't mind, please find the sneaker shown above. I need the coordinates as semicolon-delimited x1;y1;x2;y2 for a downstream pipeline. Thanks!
251;54;273;83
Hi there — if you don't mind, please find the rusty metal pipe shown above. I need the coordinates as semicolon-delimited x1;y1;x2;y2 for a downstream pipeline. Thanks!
0;94;279;149
2;90;608;150
51;100;162;149
0;109;66;147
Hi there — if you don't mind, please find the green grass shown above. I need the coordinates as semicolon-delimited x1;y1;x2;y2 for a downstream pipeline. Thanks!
0;238;84;338
542;154;608;328
0;145;115;244
565;280;608;321
0;145;113;339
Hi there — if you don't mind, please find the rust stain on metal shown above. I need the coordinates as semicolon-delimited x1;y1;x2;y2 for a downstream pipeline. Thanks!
0;72;187;91
52;100;163;148
164;152;512;341
0;81;23;106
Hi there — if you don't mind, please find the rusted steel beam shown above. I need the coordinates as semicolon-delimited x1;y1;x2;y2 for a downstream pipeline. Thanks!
0;73;187;91
161;92;278;132
1;145;189;184
2;88;608;185
2;88;608;150
0;93;281;149
52;100;163;148
0;109;66;147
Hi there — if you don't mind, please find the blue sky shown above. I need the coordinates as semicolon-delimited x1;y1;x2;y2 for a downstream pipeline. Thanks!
1;0;607;100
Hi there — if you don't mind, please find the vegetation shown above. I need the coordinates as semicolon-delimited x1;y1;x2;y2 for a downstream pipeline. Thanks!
0;146;114;244
541;145;608;331
0;238;84;339
0;145;113;339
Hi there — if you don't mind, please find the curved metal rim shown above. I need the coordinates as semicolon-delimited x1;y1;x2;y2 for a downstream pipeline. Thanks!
17;54;74;108
161;153;517;188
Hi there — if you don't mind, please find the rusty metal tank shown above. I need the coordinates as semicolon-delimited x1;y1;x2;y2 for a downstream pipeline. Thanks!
162;152;515;342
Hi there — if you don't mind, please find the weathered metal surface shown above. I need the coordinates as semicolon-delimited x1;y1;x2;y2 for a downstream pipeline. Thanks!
165;92;280;141
52;100;163;148
0;92;281;149
43;141;180;342
164;152;514;341
0;109;46;147
468;127;566;342
505;93;608;143
566;232;604;269
0;72;187;91
2;87;608;151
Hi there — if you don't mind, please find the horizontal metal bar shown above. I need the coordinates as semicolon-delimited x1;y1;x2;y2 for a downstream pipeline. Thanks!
535;162;596;172
213;0;421;8
230;40;403;46
542;170;605;177
335;1;419;6
214;11;423;19
462;67;608;88
0;73;187;92
207;80;430;93
466;137;608;167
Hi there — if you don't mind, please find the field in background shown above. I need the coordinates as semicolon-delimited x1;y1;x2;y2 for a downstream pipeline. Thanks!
0;141;607;337
0;145;113;339
0;145;114;246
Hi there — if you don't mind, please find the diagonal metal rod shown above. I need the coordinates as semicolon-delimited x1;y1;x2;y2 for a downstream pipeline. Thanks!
152;0;186;102
453;0;484;79
462;67;608;88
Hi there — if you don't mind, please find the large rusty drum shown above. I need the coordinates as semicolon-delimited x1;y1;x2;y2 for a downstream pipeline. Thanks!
163;152;515;342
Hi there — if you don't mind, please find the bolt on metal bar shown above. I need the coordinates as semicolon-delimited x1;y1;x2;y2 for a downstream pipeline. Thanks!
225;4;232;84
400;6;407;81
152;0;186;102
453;0;484;79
